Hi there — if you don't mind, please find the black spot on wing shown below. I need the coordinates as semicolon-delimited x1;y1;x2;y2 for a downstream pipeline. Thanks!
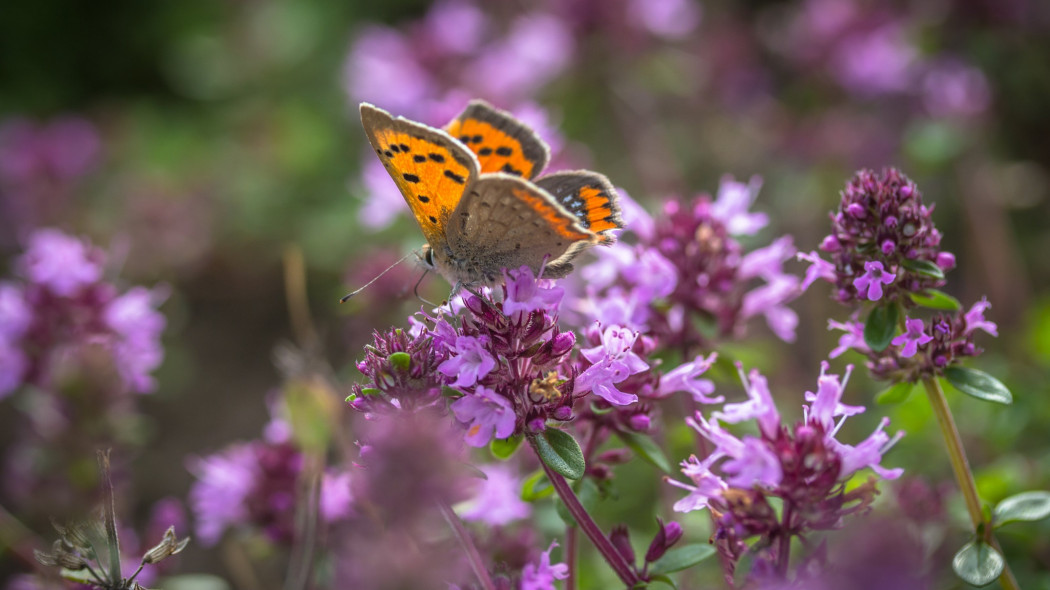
444;170;466;184
501;163;523;176
403;173;421;183
413;154;426;163
495;146;513;156
428;153;446;163
478;147;493;156
418;195;430;203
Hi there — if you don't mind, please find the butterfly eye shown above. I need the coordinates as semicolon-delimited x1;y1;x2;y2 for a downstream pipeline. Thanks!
423;246;435;268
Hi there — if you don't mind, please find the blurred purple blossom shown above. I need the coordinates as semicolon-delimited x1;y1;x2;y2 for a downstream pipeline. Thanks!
18;229;103;297
520;541;569;590
0;228;166;396
458;464;531;525
921;59;992;118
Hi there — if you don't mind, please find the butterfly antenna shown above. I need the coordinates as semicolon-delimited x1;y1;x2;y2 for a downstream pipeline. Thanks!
340;251;416;303
412;269;438;308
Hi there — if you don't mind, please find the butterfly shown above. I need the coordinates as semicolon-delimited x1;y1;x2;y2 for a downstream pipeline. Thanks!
360;100;622;288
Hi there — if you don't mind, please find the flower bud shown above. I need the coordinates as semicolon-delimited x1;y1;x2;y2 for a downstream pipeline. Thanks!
645;519;683;563
610;525;635;565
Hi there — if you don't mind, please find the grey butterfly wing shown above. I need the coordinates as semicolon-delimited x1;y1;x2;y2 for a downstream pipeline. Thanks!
445;173;599;282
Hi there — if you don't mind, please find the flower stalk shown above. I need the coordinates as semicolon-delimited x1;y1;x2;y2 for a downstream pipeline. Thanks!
921;377;1019;590
531;438;641;587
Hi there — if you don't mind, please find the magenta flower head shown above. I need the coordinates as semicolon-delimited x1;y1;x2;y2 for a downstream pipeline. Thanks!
572;178;802;354
348;325;451;414
575;324;649;406
669;362;903;581
0;228;166;397
800;168;953;305
857;301;999;383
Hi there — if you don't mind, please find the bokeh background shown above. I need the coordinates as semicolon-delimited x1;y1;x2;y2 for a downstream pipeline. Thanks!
2;0;1049;587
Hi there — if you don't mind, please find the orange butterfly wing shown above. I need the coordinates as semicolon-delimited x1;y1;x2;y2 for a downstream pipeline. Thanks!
534;171;623;244
444;100;550;180
360;103;479;247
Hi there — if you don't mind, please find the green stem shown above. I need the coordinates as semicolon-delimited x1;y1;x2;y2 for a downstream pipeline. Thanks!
96;451;122;583
921;377;1019;590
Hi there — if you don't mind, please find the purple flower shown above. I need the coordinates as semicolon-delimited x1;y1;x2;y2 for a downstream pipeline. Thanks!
803;363;865;430
739;236;796;281
828;417;904;480
667;454;728;513
344;26;434;117
421;0;487;56
103;287;166;393
0;339;28;398
891;318;933;358
0;117;101;183
187;444;257;546
470;13;573;101
741;275;801;342
450;385;516;446
503;265;564;315
797;250;836;290
439;334;498;388
657;352;721;403
0;283;31;341
714;364;781;438
827;317;868;358
458;464;530;525
19;228;102;297
576;325;649;405
963;297;997;337
710;175;768;235
357;155;410;229
831;24;916;97
921;59;991;118
320;471;355;521
520;540;569;590
852;261;895;301
626;0;702;40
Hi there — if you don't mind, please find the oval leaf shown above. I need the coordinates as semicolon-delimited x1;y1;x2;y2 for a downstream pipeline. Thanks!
532;430;586;480
876;381;915;405
520;470;553;502
649;543;716;576
909;289;961;311
901;258;945;279
945;367;1013;405
994;490;1050;527
490;434;523;460
864;304;899;352
616;430;672;473
952;541;1004;586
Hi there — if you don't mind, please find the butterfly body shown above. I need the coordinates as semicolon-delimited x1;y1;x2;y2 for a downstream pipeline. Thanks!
360;100;622;287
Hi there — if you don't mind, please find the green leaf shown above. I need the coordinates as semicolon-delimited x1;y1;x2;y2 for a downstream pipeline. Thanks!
901;258;945;279
909;289;961;311
388;352;411;371
61;569;100;585
531;430;586;480
864;304;899;352
520;470;553;502
646;573;677;588
993;490;1050;527
616;430;672;473
945;367;1013;405
555;478;599;526
649;543;716;576
490;434;524;460
876;381;916;405
952;541;1004;586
